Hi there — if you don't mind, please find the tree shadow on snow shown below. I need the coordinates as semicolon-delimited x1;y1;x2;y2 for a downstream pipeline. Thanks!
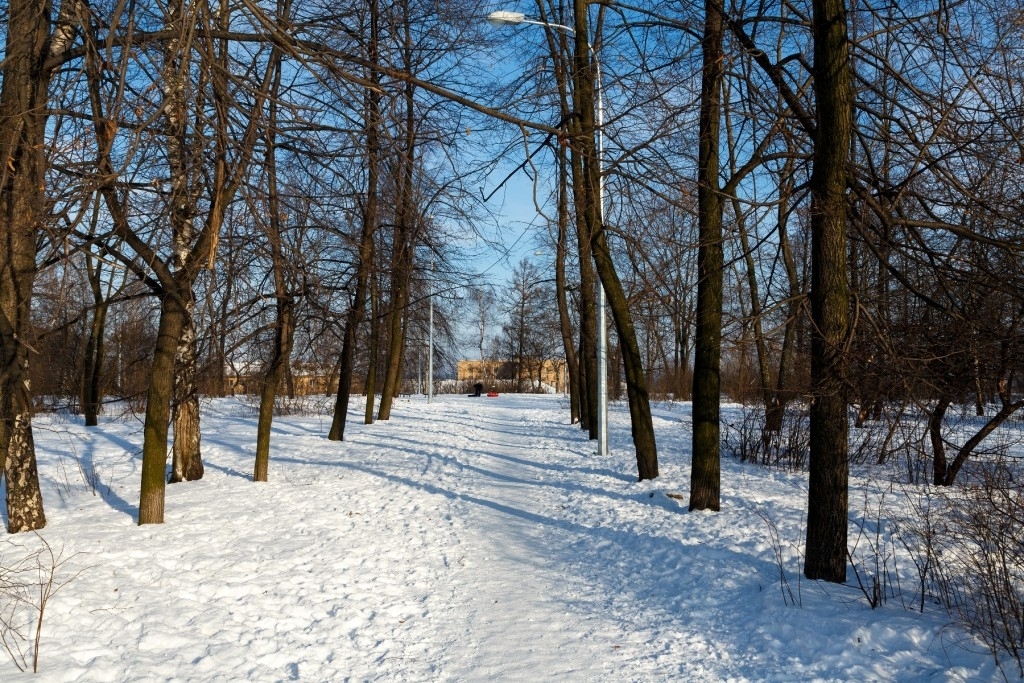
374;432;636;485
76;430;139;519
300;455;781;634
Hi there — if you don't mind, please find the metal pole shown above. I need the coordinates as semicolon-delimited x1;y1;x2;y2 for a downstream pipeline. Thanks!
428;257;434;404
593;43;609;456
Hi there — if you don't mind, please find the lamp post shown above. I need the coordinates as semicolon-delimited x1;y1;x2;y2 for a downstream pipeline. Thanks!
428;256;434;404
486;9;608;456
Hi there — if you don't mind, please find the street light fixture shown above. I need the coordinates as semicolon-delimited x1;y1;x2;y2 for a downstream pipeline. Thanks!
486;9;609;456
486;10;573;33
486;10;525;26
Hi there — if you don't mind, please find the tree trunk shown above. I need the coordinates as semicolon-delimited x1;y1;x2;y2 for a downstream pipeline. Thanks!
81;253;110;427
170;302;204;482
329;231;374;438
556;199;581;422
208;228;236;398
931;379;1024;487
0;0;68;533
139;290;188;524
2;402;46;533
377;270;410;420
568;85;596;438
690;0;725;511
804;0;852;583
254;31;294;481
378;72;417;422
929;396;951;486
254;300;295;482
972;349;985;416
674;291;692;400
562;15;597;435
609;344;621;402
551;35;581;424
364;274;380;424
329;0;380;441
164;0;204;484
766;156;801;437
591;235;660;479
81;24;121;426
944;399;1024;485
738;207;779;436
570;0;658;477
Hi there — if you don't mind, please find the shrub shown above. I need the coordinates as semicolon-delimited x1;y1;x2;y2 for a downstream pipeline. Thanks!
722;404;809;471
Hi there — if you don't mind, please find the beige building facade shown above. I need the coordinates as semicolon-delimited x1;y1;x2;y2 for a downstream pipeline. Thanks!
457;358;566;393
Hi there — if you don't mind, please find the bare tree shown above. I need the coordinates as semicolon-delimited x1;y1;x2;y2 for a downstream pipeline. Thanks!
689;0;726;512
569;0;659;479
253;1;297;482
329;0;382;442
804;0;853;583
498;259;555;391
135;1;274;523
0;0;87;532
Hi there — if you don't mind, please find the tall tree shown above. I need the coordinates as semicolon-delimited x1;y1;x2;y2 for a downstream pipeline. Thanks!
376;81;418;421
553;146;581;422
376;0;420;422
363;269;381;424
541;0;589;429
569;0;658;479
561;25;598;437
689;0;725;511
165;0;204;485
0;0;79;532
499;259;553;391
804;0;852;583
254;5;295;481
136;0;272;523
329;0;381;442
80;247;118;426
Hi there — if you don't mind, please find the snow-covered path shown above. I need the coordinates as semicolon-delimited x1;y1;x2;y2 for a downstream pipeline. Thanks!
393;402;637;680
0;394;998;681
309;398;639;680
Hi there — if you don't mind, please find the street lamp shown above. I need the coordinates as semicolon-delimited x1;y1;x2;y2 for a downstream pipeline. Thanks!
486;10;573;33
486;9;609;456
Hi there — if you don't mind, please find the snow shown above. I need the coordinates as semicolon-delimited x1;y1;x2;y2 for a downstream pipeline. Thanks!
0;395;1001;681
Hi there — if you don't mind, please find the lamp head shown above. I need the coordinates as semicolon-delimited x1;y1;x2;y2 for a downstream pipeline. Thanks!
487;10;526;27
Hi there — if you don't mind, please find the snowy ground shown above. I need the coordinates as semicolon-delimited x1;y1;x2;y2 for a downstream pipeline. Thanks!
0;394;1002;681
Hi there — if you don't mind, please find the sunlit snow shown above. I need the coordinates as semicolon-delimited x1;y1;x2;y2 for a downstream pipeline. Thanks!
0;395;997;681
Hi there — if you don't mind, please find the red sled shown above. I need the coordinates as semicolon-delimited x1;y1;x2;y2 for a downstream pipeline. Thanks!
486;391;499;397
